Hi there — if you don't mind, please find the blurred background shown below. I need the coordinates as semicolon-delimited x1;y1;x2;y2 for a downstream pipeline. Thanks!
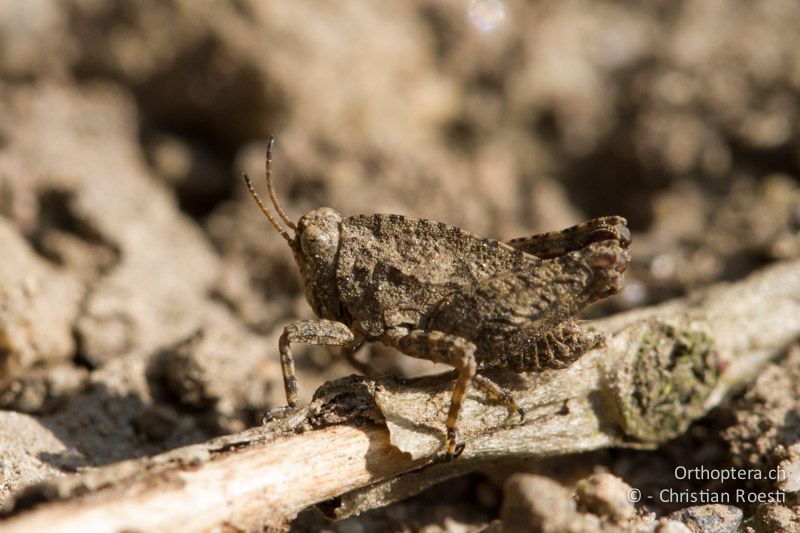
1;0;800;530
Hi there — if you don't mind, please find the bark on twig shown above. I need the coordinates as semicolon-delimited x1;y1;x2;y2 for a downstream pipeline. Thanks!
3;259;800;531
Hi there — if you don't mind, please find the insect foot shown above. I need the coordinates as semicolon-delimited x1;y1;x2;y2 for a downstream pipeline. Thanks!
245;138;631;459
262;405;301;423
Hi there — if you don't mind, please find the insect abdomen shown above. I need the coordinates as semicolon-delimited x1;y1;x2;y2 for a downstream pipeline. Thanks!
477;320;601;373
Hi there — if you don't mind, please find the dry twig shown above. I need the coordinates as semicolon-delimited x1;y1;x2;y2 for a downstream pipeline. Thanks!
3;258;800;531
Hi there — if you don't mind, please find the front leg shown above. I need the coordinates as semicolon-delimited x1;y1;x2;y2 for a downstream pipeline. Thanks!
395;330;477;458
278;319;355;407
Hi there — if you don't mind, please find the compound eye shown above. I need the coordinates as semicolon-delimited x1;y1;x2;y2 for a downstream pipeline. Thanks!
301;225;330;257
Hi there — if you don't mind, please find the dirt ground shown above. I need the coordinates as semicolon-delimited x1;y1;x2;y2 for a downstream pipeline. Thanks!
1;0;799;531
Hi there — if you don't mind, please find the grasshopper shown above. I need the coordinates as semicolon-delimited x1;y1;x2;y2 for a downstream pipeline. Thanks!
245;138;631;457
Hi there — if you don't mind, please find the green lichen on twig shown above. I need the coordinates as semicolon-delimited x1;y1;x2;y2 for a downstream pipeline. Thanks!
610;317;718;442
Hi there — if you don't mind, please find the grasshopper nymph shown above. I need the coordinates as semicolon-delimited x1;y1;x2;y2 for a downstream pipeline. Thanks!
245;138;630;458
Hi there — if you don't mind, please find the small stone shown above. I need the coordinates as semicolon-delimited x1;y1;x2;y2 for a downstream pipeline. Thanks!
754;504;800;532
575;472;637;521
501;474;577;533
777;444;800;493
668;504;743;533
656;519;693;533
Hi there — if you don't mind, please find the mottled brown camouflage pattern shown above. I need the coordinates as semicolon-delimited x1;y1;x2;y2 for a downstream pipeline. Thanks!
246;144;631;457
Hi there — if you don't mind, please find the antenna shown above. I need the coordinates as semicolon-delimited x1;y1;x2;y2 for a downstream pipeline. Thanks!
265;137;296;230
243;136;294;243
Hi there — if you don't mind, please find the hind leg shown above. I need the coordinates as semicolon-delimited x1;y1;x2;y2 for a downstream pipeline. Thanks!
471;374;525;422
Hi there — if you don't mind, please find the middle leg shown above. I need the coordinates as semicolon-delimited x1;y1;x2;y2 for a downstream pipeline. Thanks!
471;374;525;422
395;330;477;458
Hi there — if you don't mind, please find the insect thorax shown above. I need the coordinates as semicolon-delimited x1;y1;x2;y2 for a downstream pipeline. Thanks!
334;214;534;338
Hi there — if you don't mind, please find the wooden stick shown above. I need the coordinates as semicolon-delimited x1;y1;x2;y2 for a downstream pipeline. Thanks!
2;425;422;532
3;258;800;531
